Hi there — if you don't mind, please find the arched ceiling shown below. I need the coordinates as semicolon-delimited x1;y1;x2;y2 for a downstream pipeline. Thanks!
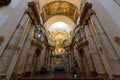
38;0;84;23
44;15;76;32
44;15;75;46
38;0;84;13
41;1;79;23
37;0;85;49
39;0;81;35
36;0;85;26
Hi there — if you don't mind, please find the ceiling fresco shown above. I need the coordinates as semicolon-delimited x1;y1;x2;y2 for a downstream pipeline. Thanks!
41;1;79;23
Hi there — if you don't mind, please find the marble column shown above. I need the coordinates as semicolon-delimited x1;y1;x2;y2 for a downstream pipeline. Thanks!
50;49;53;72
74;45;82;72
6;16;32;80
47;48;51;71
16;25;35;74
45;47;48;69
91;15;120;75
79;25;95;76
77;49;85;75
68;54;71;72
23;44;36;73
88;17;113;78
82;53;90;77
70;47;74;68
85;25;102;74
85;25;104;75
38;44;46;71
65;54;69;72
84;46;95;75
69;51;72;72
34;55;41;74
67;50;71;72
31;53;37;76
0;14;29;74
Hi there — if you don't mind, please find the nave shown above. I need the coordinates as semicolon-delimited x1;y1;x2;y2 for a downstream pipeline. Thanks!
0;0;120;80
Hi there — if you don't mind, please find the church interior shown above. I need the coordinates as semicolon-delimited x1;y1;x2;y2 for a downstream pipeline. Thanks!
0;0;120;79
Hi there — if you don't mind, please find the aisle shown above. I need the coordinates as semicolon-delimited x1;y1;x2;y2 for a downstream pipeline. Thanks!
53;72;68;79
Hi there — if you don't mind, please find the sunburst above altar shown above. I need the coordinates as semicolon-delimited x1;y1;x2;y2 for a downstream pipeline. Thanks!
49;29;71;55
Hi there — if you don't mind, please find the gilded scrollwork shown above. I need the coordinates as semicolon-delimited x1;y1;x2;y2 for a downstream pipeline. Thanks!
81;9;94;25
25;8;37;25
79;2;94;26
85;9;94;21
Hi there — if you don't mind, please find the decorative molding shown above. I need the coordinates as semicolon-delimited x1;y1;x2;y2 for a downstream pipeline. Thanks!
41;1;79;23
31;38;43;50
74;2;94;31
0;0;11;7
0;73;6;80
7;45;20;51
114;36;120;46
113;74;120;78
27;2;40;25
0;36;5;46
79;2;93;25
77;39;89;50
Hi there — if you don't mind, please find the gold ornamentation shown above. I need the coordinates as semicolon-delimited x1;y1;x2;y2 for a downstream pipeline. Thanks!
49;29;70;56
114;36;120;46
25;8;37;25
79;2;93;25
41;1;79;23
77;38;89;50
82;9;94;25
0;36;5;46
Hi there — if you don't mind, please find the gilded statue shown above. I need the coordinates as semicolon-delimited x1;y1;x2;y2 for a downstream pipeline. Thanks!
114;36;120;46
0;36;5;46
0;0;11;7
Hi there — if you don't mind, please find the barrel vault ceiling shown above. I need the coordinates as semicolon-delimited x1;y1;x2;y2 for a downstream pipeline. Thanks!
38;0;84;23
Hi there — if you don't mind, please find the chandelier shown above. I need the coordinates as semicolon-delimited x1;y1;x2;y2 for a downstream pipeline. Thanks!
49;29;70;56
52;46;65;56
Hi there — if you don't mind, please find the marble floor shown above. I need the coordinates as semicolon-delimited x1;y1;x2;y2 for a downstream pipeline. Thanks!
18;72;112;80
19;72;79;80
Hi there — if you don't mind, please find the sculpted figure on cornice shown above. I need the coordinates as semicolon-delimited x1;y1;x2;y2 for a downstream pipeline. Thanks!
0;0;11;7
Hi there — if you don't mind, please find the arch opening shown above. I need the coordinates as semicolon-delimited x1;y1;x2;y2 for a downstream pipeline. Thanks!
49;21;71;33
